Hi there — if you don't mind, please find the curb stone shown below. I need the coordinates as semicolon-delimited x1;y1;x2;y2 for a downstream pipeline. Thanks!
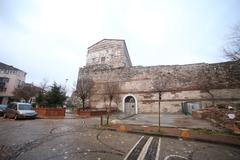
99;125;240;148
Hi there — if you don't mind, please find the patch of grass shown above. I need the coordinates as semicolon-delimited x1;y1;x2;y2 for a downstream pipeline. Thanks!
192;128;231;136
93;124;113;131
149;131;164;136
93;124;101;129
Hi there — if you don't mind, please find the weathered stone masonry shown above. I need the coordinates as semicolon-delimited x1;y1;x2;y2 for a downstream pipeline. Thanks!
77;39;240;113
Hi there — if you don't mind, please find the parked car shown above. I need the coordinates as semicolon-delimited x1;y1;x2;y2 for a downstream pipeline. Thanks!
0;104;7;116
3;102;37;120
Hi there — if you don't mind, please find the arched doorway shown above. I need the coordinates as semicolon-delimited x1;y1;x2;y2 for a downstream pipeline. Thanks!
123;95;137;115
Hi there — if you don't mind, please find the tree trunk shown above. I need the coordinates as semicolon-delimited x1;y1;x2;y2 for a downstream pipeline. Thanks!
106;99;112;125
208;91;215;106
82;99;85;111
158;91;161;132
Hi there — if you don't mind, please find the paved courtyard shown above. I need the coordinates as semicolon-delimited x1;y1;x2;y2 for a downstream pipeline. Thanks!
112;113;220;130
0;117;240;160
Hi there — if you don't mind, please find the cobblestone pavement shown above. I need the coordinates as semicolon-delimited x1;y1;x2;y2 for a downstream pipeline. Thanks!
0;117;240;160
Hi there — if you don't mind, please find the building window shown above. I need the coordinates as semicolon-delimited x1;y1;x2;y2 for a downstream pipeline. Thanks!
0;77;9;83
101;57;105;62
0;87;7;92
0;77;8;92
17;80;24;88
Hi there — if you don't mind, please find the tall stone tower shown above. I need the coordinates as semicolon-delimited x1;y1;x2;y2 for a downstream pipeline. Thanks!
86;39;132;68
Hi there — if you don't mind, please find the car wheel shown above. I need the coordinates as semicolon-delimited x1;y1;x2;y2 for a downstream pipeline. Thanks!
14;115;18;120
3;114;7;119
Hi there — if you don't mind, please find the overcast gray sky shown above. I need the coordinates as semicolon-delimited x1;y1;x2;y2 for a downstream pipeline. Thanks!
0;0;240;95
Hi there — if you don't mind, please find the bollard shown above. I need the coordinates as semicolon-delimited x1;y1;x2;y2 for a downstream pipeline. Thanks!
100;115;103;126
117;125;127;132
180;129;190;139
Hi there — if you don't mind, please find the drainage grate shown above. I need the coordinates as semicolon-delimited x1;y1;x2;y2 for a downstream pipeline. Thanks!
144;137;159;160
125;136;149;160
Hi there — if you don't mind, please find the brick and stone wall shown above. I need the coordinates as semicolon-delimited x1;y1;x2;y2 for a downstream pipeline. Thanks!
76;39;240;113
78;61;240;113
86;39;132;68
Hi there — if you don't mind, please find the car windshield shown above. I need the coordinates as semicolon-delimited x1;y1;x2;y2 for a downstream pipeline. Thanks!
0;105;7;109
18;104;32;110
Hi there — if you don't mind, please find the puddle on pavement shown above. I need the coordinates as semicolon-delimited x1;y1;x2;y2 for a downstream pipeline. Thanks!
51;126;73;134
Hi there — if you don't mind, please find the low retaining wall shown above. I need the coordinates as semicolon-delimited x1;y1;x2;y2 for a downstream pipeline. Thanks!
77;110;106;117
77;108;118;117
35;108;66;118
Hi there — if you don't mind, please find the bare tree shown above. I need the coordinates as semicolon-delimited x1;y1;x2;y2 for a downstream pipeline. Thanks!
224;24;240;89
152;74;168;132
35;79;49;107
224;24;240;62
202;79;215;106
13;84;40;102
76;76;94;111
104;81;120;125
39;79;49;93
199;67;215;106
114;92;121;110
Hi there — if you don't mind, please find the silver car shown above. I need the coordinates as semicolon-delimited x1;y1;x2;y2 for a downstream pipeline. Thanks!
3;102;37;120
0;104;7;116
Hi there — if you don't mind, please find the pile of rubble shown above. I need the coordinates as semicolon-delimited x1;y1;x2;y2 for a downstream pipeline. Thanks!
192;105;240;133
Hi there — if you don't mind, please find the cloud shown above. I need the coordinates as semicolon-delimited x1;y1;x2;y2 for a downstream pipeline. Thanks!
0;0;240;95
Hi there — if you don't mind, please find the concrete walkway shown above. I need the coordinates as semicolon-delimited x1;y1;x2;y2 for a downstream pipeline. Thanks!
106;113;240;148
111;113;221;131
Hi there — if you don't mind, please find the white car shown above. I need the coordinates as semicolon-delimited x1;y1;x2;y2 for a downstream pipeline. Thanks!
3;102;37;120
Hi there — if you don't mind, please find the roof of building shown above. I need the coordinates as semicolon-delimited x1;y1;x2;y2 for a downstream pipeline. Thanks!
0;62;26;73
87;39;126;49
24;83;42;91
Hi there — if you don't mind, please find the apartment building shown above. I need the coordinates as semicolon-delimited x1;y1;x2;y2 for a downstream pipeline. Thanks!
0;62;26;104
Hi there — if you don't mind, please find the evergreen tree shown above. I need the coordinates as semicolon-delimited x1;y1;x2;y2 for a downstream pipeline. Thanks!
42;82;67;107
36;82;67;107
